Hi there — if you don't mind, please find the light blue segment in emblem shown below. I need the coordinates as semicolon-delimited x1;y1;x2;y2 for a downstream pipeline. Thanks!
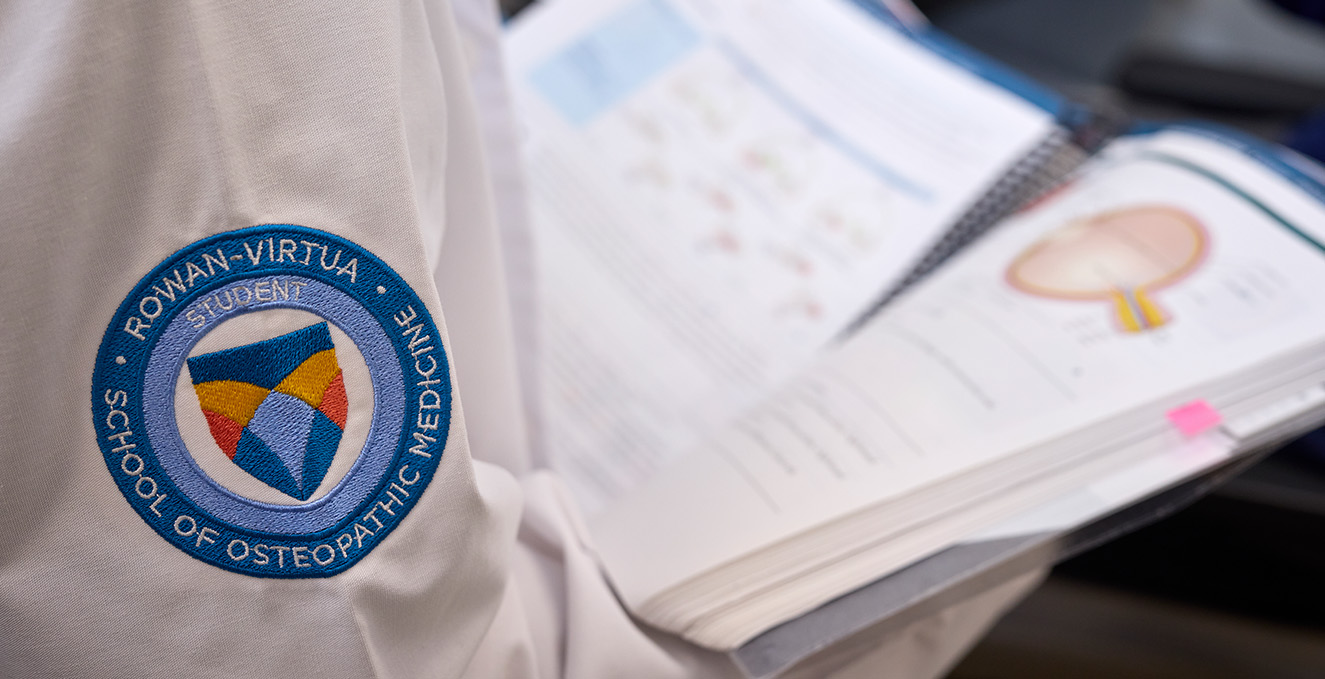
233;430;301;500
247;391;317;489
303;410;343;496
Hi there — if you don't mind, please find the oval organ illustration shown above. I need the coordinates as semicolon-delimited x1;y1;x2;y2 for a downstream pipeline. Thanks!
1006;205;1209;332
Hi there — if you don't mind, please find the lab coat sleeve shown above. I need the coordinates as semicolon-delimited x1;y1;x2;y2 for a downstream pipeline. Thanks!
0;1;520;677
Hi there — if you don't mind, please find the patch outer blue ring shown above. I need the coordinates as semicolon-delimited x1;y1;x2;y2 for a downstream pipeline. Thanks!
91;225;452;577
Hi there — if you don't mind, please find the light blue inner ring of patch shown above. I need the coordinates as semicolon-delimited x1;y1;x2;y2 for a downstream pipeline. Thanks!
142;275;406;536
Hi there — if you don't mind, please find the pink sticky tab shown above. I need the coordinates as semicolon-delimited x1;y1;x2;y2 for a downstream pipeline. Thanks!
1167;399;1223;437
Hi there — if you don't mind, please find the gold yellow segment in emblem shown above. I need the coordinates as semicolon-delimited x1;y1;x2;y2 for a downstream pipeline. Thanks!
192;380;270;427
273;349;342;408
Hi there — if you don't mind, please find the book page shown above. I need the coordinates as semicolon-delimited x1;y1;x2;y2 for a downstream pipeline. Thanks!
506;0;1057;510
590;128;1325;603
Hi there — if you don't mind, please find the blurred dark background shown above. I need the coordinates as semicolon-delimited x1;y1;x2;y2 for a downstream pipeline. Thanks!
907;0;1325;676
912;0;1325;161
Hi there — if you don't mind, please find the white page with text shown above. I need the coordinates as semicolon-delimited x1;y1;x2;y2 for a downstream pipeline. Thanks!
589;130;1325;604
507;0;1057;510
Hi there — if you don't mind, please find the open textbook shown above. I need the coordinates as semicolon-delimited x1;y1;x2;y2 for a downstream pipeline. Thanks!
506;0;1325;650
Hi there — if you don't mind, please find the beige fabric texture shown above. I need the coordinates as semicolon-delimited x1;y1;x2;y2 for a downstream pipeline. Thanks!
0;1;1040;677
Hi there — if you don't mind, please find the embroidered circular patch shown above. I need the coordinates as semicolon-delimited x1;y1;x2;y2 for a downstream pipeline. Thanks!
92;225;450;577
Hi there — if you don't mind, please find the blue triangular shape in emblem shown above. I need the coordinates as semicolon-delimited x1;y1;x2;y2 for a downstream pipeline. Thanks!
233;429;303;499
301;409;344;496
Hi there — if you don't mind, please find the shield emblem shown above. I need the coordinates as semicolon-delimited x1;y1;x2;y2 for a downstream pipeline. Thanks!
186;322;349;501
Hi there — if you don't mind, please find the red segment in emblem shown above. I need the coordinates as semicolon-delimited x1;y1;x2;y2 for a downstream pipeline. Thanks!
319;372;348;429
202;409;243;459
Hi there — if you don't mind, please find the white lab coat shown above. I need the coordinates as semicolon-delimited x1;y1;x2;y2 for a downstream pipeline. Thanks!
0;1;1040;677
